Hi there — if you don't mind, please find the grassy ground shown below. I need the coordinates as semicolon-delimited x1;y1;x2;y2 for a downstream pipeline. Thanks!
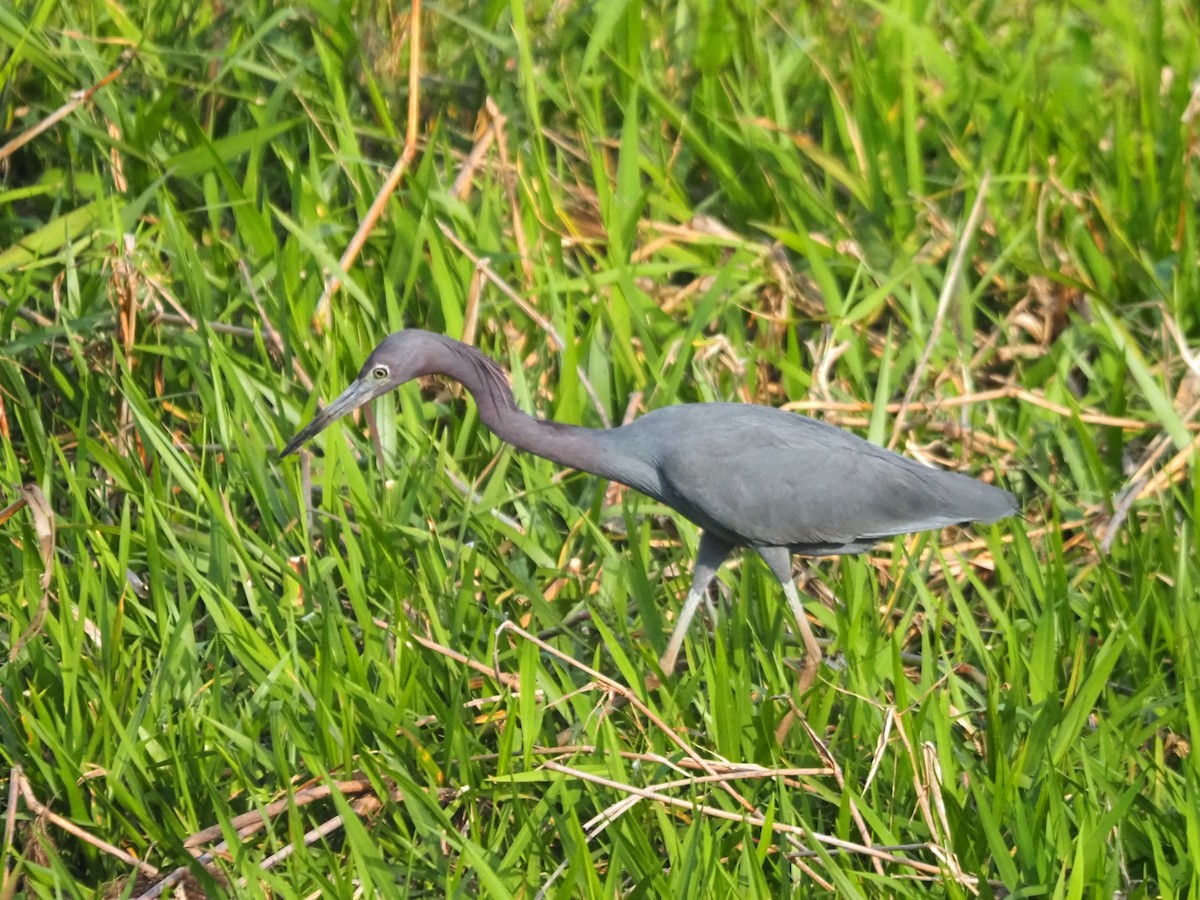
2;0;1198;895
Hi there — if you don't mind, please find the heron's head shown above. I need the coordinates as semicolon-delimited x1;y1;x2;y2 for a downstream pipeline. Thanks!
279;330;438;457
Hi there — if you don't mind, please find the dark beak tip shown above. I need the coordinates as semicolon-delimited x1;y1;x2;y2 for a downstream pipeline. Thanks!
278;378;368;462
278;432;308;458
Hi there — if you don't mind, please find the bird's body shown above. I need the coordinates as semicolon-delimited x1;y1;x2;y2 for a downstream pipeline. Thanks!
585;403;1015;553
282;330;1017;682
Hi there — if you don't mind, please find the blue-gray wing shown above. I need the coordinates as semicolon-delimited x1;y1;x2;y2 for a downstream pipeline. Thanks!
645;405;1014;553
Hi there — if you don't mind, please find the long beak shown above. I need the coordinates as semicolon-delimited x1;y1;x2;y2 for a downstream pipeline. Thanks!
279;378;379;457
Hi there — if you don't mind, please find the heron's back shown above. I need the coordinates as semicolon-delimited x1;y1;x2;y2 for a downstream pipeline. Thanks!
608;403;1016;553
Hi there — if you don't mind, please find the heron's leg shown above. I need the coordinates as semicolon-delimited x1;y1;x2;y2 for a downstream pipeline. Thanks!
757;546;822;692
659;530;732;675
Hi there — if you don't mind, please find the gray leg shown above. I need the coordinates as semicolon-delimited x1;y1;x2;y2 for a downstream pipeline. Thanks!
660;531;732;675
757;546;822;692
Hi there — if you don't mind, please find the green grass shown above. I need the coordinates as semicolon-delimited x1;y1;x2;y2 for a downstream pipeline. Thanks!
2;0;1198;895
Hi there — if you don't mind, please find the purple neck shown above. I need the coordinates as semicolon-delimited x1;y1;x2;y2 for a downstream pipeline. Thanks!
424;337;650;489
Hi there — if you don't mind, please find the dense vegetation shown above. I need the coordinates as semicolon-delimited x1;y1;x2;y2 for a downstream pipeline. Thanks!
1;0;1197;895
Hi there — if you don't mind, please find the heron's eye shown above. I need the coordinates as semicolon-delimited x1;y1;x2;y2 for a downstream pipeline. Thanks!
372;365;388;380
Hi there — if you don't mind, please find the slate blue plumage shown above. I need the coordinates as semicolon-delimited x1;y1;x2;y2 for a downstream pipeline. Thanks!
282;330;1018;684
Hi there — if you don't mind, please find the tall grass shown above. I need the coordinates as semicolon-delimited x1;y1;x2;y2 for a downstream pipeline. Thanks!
1;0;1198;895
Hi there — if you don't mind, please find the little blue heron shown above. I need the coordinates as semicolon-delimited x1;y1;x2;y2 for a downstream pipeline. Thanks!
281;330;1017;687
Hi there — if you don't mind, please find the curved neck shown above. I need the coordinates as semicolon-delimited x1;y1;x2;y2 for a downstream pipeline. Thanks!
426;337;647;488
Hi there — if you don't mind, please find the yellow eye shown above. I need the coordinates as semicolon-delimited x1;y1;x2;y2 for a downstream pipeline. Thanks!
372;366;388;380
